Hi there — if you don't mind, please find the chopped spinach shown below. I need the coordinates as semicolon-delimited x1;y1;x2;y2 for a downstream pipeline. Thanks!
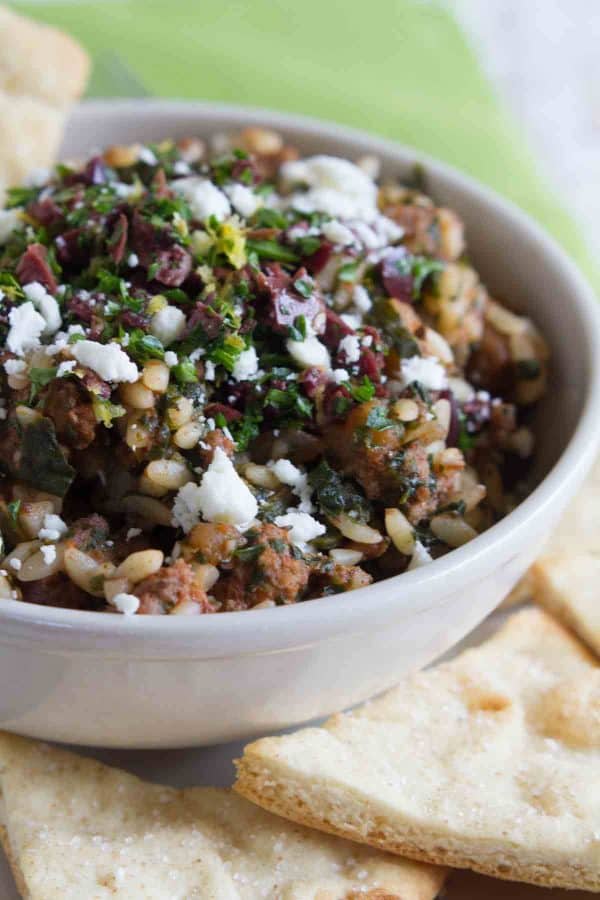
16;418;75;497
309;460;371;523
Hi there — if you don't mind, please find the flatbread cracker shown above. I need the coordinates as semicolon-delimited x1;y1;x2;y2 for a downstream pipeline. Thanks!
0;732;446;900
0;92;64;191
532;554;600;657
235;609;600;892
0;6;89;107
529;454;600;656
0;7;89;202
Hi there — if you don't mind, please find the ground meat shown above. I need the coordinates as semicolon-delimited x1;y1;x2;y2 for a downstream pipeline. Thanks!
213;523;310;611
66;514;113;564
326;401;444;524
134;559;214;614
43;378;98;450
310;561;373;596
0;418;22;475
20;572;101;610
382;201;440;257
466;323;513;396
184;522;241;566
197;429;235;466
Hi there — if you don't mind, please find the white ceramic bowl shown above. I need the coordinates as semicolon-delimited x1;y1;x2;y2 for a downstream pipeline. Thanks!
0;100;599;748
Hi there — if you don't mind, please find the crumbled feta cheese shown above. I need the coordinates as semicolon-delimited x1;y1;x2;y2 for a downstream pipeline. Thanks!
321;219;355;246
352;284;372;313
45;324;85;357
204;360;216;381
350;221;379;249
376;214;404;243
23;282;61;334
126;527;142;541
274;511;326;548
38;513;68;542
127;252;139;267
400;356;448;390
138;146;157;165
286;335;330;369
173;160;191;176
0;208;21;244
270;458;302;487
112;592;140;615
332;368;349;384
71;340;139;383
223;182;262;218
172;177;231;221
3;359;26;376
57;360;76;378
269;458;314;512
339;313;361;331
338;334;361;363
9;558;21;572
114;182;137;198
231;346;259;381
6;302;45;356
172;448;257;531
40;544;57;565
408;540;433;570
280;155;379;222
164;351;178;368
189;347;205;363
150;304;186;347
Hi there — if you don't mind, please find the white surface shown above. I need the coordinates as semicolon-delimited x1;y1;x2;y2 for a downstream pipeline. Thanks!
0;101;598;752
451;0;600;257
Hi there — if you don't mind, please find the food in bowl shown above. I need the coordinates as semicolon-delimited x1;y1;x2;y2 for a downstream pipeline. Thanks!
0;127;548;615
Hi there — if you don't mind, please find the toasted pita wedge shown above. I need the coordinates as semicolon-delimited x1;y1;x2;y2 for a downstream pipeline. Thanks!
529;454;600;656
236;609;600;892
0;92;65;192
0;6;89;107
0;732;445;900
532;554;600;657
0;7;89;201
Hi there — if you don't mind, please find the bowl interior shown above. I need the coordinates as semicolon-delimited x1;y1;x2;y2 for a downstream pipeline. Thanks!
62;100;587;486
0;97;588;653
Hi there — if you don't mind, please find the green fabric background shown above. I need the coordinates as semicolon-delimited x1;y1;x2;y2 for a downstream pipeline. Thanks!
13;0;598;288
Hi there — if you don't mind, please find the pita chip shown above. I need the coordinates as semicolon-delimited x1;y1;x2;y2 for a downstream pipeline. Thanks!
0;6;89;108
0;732;445;900
529;453;600;656
0;6;89;199
236;609;600;891
0;93;65;192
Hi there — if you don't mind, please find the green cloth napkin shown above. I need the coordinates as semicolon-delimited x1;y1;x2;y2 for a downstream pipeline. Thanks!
14;0;599;288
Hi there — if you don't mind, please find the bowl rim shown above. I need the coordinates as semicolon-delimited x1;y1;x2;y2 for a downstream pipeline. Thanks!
2;97;600;656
